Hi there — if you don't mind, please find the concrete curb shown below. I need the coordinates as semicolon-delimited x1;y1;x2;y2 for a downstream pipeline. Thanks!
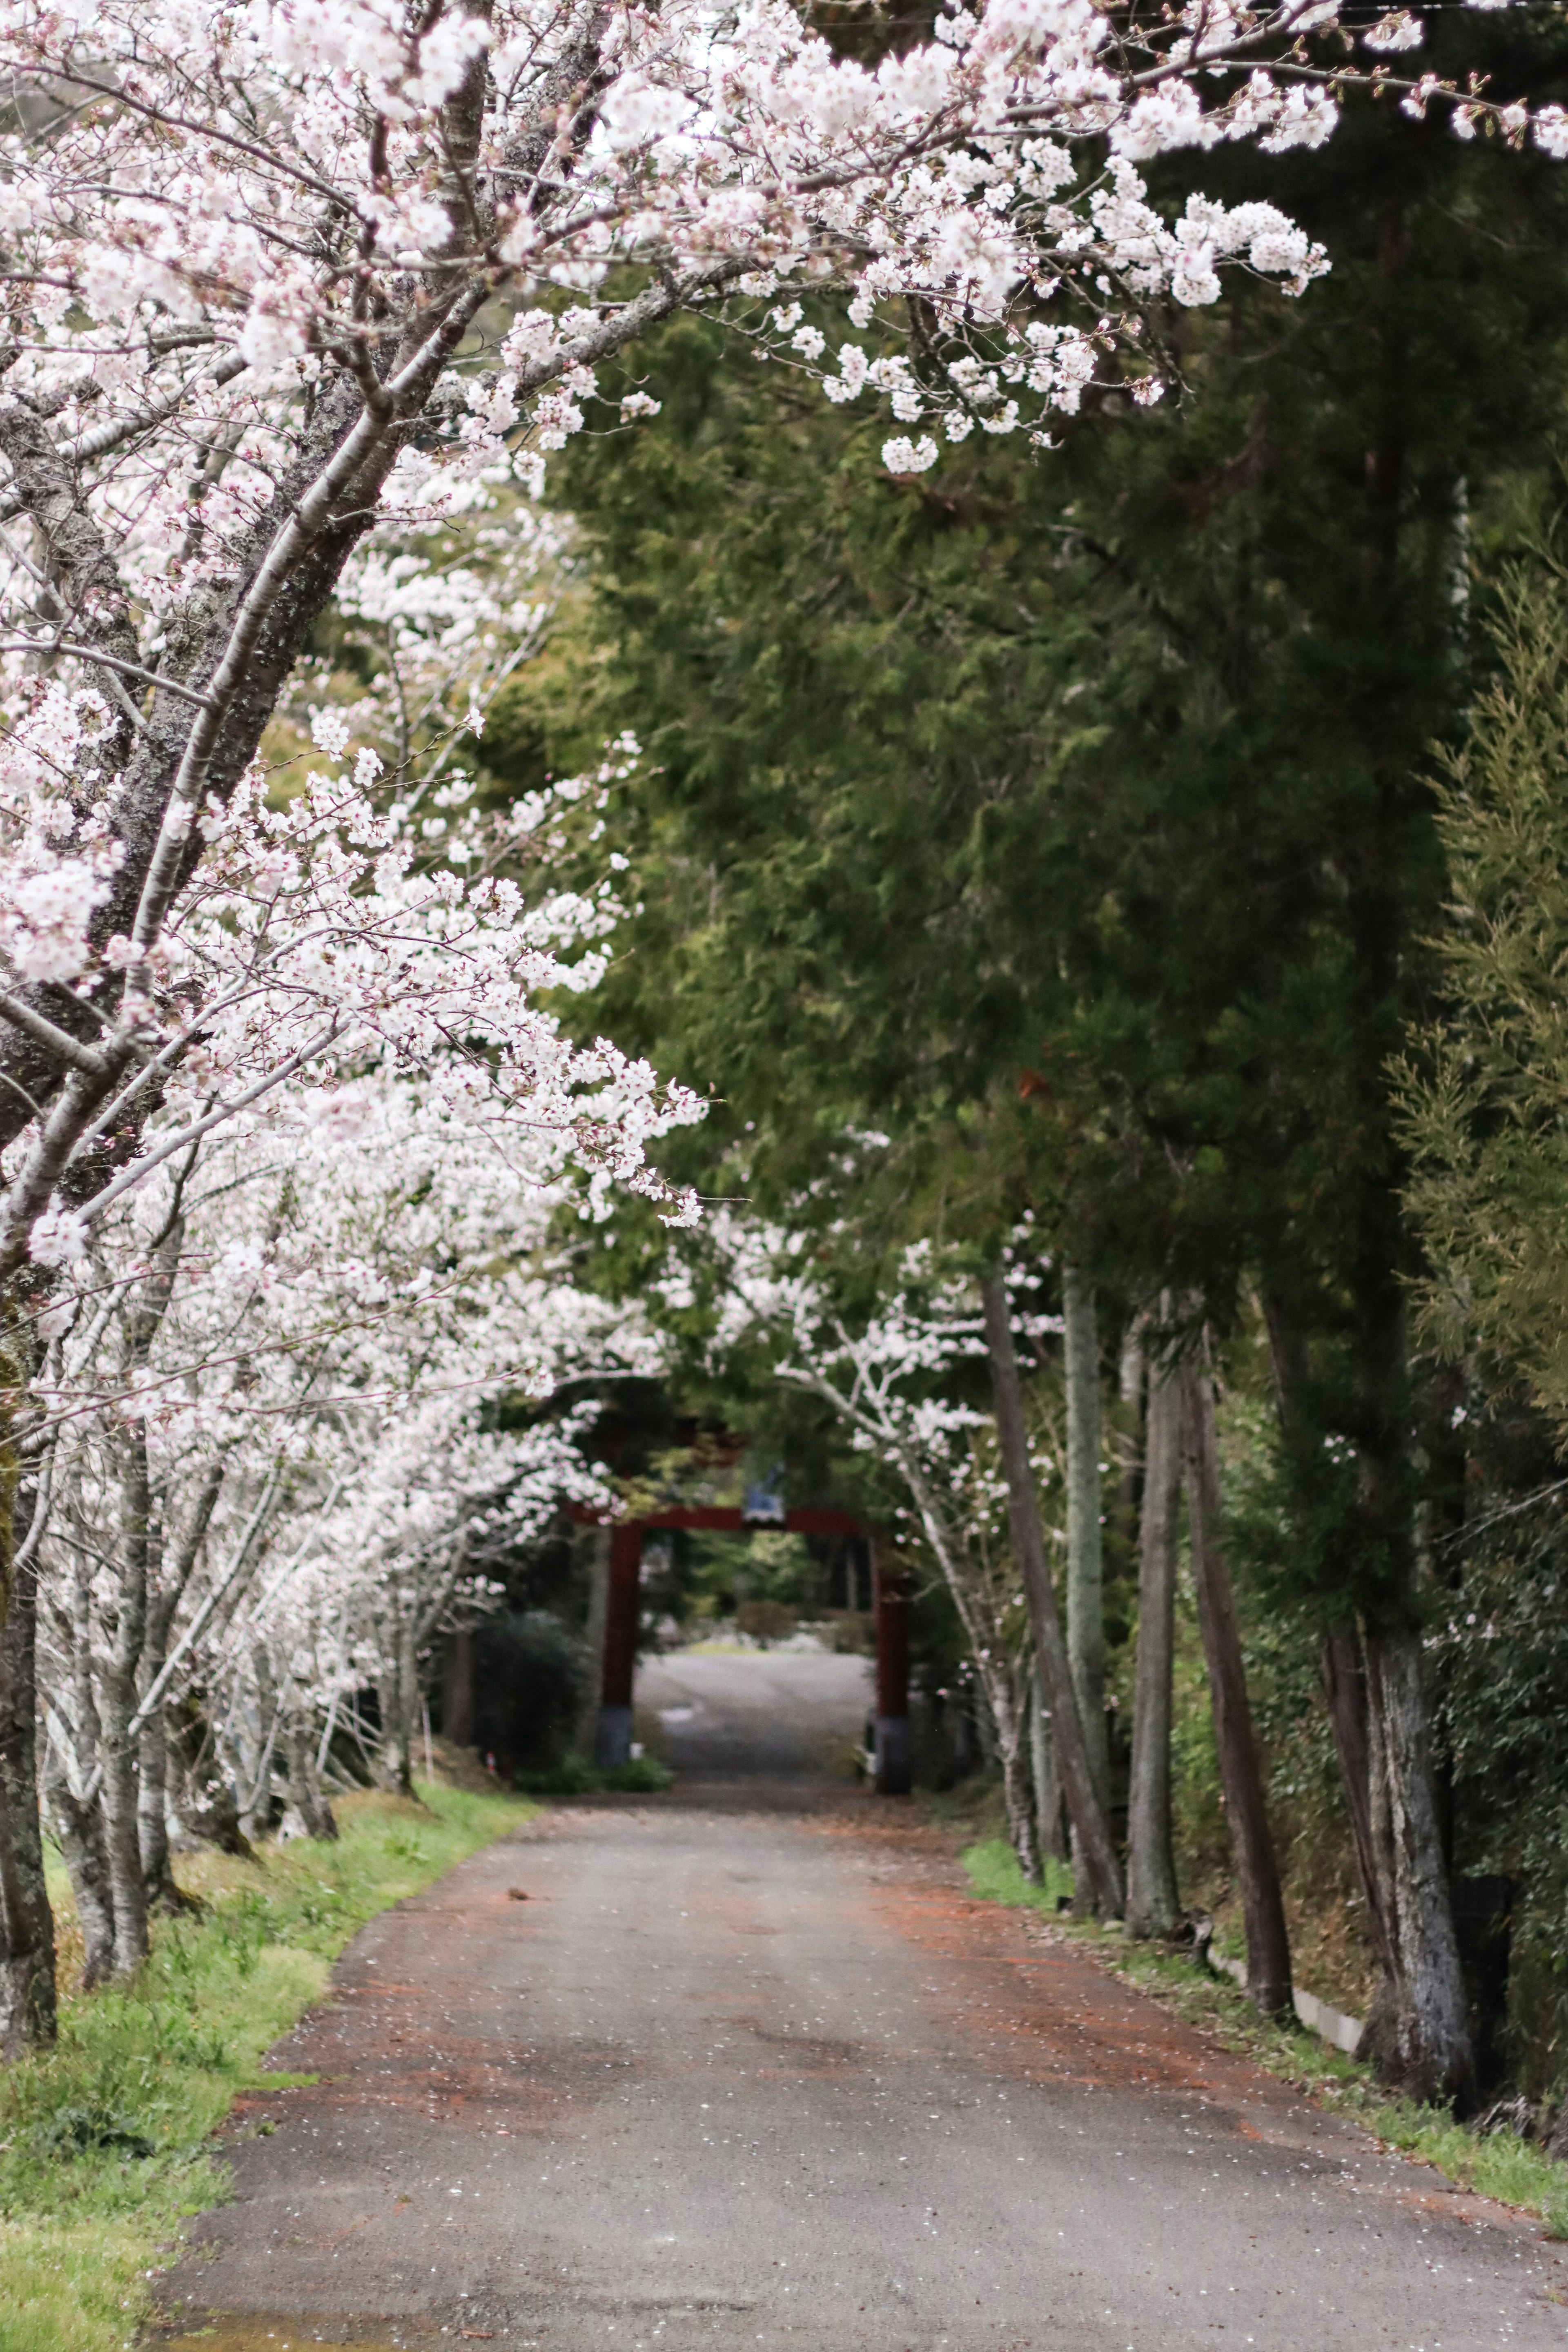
1213;1950;1364;2054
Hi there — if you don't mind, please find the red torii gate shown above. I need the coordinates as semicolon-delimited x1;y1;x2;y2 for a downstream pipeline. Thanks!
592;1508;911;1795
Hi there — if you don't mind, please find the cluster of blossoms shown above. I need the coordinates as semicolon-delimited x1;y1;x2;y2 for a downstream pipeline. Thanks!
0;683;125;984
13;717;702;1281
325;488;576;777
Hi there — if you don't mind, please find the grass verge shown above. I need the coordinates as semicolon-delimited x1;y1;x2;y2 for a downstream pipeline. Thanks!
0;1782;532;2352
961;1835;1568;2243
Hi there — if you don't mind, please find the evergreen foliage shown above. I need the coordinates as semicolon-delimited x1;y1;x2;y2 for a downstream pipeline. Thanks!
1400;541;1568;1435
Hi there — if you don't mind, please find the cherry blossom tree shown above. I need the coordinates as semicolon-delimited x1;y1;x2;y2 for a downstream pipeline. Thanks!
32;1036;663;1987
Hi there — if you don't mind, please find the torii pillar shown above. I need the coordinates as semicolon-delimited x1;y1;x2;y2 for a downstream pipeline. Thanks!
873;1544;912;1796
594;1521;643;1771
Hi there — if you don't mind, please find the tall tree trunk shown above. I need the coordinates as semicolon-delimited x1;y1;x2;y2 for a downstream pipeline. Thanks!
239;1644;281;1842
1180;1356;1292;2017
49;1554;118;1984
1349;1279;1475;2107
1338;205;1470;2096
136;1711;178;1915
982;1272;1123;1918
1112;1316;1146;1575
1361;1626;1474;2107
1321;1626;1421;2077
139;1452;223;1911
973;1676;1000;1769
1127;1334;1182;1938
1267;1289;1475;2107
0;1521;57;2051
1030;1670;1067;1865
0;1298;57;2051
1063;1265;1109;1816
100;1425;151;1975
1320;1627;1396;1977
99;1218;187;1968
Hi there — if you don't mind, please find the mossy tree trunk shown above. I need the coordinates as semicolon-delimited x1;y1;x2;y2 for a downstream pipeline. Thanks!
982;1272;1123;1918
1126;1333;1182;1939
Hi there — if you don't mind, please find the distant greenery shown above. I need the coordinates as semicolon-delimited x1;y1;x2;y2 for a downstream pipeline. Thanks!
0;1784;530;2352
962;1839;1568;2241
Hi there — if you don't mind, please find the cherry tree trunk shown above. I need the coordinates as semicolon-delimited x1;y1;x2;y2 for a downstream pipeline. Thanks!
138;1587;189;1914
46;1554;117;1981
1180;1359;1292;2018
381;1618;418;1798
0;1300;56;2051
138;1455;224;1909
100;1428;152;1975
138;1709;198;1913
0;1532;57;2052
239;1644;281;1843
285;1711;339;1841
1127;1339;1182;1939
45;1763;117;1989
982;1273;1123;1918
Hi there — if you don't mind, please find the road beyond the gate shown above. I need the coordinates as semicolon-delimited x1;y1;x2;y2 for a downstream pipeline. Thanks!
635;1646;872;1781
158;1703;1568;2350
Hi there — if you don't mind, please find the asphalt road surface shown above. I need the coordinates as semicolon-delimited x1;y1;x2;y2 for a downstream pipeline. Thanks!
158;1679;1568;2352
635;1647;873;1781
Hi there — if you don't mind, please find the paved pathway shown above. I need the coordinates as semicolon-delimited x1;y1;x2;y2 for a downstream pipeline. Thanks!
636;1648;872;1781
157;1670;1568;2352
